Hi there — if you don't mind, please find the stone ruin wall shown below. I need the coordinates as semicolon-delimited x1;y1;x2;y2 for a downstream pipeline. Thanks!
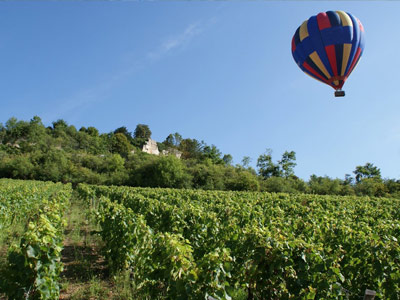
142;138;182;158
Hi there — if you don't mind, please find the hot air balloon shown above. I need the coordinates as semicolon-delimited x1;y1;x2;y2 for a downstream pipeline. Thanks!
291;11;365;97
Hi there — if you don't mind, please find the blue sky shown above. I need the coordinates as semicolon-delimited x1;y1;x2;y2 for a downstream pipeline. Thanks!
1;1;399;180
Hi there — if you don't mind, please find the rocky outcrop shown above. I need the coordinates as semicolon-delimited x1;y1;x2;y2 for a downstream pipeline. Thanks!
162;148;182;159
142;138;160;155
142;138;182;158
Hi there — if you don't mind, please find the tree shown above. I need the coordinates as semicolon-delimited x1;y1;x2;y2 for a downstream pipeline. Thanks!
28;116;46;143
384;179;400;197
241;156;252;168
354;177;387;197
5;117;18;132
257;149;281;178
86;126;99;137
190;162;226;190
222;154;233;166
261;176;296;193
279;151;296;178
344;174;354;185
257;149;297;179
4;117;29;143
0;155;35;180
226;169;259;191
202;144;223;164
111;133;132;157
0;123;5;143
51;119;69;139
308;175;342;195
164;132;182;148
179;138;203;159
114;126;132;141
52;119;68;130
141;156;191;188
353;162;381;183
164;134;174;147
134;124;151;139
66;125;77;137
35;150;70;182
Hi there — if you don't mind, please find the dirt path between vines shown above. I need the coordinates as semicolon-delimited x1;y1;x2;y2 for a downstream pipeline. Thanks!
59;205;111;300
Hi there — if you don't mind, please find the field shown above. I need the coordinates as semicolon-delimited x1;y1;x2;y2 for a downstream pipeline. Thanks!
1;179;399;299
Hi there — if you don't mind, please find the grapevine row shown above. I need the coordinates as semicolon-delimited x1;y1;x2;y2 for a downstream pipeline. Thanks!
78;184;400;299
0;179;72;300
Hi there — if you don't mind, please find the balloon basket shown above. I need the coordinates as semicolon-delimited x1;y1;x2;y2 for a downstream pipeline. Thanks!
335;90;345;97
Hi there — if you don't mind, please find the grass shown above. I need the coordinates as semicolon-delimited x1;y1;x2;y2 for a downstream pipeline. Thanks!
59;195;110;299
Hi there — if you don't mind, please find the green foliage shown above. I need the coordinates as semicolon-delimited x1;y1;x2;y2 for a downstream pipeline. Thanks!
241;156;251;168
279;151;297;178
140;155;191;188
0;179;71;299
0;122;6;143
52;119;68;130
86;126;99;137
1;154;35;180
308;175;358;196
163;132;182;148
157;141;167;152
308;175;343;195
95;197;198;298
202;145;223;164
27;116;47;144
190;161;226;190
257;149;297;179
131;137;148;149
79;184;400;300
225;169;260;191
35;150;71;182
257;149;281;178
354;178;387;197
134;124;152;139
1;116;399;197
76;131;105;154
383;178;400;197
111;133;133;157
179;138;203;160
260;176;307;193
4;117;28;144
114;126;132;141
354;162;381;183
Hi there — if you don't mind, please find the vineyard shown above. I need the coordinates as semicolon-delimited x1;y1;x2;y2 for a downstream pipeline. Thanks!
77;184;400;300
0;179;399;299
0;179;71;299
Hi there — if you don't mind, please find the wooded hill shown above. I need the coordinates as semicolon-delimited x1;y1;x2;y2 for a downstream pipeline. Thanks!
0;116;399;197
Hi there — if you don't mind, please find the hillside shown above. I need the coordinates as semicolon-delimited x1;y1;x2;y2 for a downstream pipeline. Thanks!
0;116;399;197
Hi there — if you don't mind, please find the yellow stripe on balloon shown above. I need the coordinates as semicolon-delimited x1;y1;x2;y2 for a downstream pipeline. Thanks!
341;44;352;76
336;11;352;27
309;51;331;79
299;21;309;41
333;80;339;86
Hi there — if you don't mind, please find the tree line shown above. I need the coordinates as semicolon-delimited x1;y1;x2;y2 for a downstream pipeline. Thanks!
0;116;399;197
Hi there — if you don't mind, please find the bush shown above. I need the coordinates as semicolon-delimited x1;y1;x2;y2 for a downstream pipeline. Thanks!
137;155;191;188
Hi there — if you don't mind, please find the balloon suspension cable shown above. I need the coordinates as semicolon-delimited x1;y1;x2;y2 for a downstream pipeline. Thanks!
334;89;345;97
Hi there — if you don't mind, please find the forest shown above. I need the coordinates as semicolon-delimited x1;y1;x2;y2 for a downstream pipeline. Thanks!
0;116;399;197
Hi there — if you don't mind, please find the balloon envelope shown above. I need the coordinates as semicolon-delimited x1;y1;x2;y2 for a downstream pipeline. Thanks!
291;11;365;91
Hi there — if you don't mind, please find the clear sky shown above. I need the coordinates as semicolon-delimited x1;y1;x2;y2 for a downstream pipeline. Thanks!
1;1;399;180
